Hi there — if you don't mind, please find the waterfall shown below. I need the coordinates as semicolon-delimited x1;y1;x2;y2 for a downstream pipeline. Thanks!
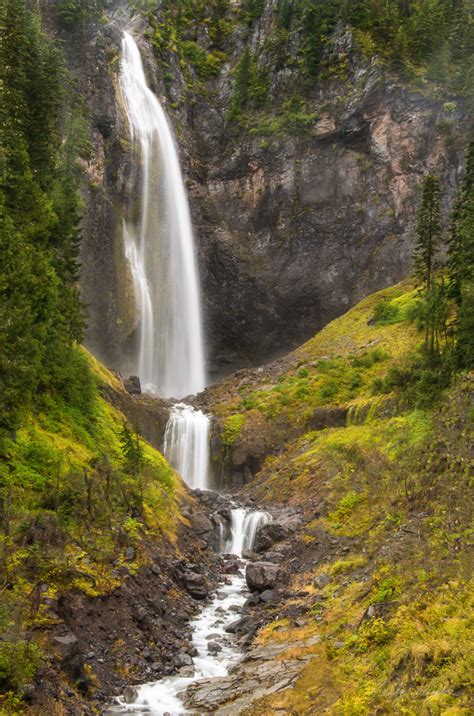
164;404;210;490
225;508;271;556
119;32;205;398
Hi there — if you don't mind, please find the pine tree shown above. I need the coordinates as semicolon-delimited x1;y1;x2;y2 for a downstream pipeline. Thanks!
448;141;474;368
412;173;446;356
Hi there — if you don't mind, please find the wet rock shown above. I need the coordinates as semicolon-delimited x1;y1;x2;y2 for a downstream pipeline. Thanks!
123;686;138;704
208;641;222;654
246;562;284;592
124;375;141;395
225;615;255;635
175;652;193;667
242;549;259;561
254;523;289;553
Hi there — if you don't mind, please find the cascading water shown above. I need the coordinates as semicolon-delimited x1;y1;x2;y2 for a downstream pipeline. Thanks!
163;403;210;490
225;507;271;555
119;31;205;398
110;508;270;715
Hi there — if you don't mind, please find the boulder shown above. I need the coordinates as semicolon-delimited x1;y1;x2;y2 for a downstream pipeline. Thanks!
245;562;283;592
242;549;259;561
259;589;280;604
190;512;214;535
175;652;193;668
254;523;289;553
225;615;255;635
182;571;209;600
124;375;141;395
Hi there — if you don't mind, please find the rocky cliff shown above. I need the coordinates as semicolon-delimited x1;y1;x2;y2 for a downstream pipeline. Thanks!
48;0;469;377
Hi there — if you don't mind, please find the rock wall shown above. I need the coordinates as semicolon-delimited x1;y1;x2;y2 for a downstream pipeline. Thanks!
47;1;469;378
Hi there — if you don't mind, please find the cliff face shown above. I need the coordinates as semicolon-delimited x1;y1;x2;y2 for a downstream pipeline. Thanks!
51;1;469;377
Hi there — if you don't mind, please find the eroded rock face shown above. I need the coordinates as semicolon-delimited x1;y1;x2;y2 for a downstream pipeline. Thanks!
51;3;468;377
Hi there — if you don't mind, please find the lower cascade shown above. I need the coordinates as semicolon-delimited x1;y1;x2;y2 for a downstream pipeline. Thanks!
110;508;270;715
163;404;210;490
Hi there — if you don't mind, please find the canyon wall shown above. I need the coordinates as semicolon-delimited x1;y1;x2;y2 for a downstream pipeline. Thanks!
48;1;469;377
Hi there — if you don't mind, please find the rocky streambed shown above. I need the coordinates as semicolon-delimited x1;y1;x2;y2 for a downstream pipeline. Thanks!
102;493;306;715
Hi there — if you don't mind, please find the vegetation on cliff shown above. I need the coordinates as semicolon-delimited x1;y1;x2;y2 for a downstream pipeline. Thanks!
136;0;473;118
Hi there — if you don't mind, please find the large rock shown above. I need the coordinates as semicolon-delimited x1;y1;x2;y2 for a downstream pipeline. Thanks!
253;523;289;553
182;571;209;600
245;562;284;593
190;512;214;536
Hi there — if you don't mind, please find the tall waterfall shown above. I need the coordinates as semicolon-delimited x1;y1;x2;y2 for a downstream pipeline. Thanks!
119;32;205;398
164;404;210;490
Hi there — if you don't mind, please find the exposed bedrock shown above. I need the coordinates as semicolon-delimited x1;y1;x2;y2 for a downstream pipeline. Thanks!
48;2;469;378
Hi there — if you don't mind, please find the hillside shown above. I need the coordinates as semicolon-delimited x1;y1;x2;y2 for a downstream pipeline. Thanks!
190;282;474;715
1;1;473;714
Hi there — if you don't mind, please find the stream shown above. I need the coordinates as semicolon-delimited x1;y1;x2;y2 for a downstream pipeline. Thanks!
108;507;270;715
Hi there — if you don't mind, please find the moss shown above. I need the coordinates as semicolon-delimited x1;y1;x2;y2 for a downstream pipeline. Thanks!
222;414;246;446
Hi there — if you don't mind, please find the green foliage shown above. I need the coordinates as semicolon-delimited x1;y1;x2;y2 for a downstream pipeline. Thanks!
242;0;265;24
149;0;231;93
229;47;269;119
448;140;474;369
55;0;105;28
370;298;401;325
0;0;85;434
0;640;41;692
120;422;146;480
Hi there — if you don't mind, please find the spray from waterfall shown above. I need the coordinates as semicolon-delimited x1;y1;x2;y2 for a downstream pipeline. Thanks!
119;32;205;399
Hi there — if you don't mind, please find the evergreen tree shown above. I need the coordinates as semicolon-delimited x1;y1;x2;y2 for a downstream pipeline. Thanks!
412;174;447;356
120;422;145;480
448;141;474;368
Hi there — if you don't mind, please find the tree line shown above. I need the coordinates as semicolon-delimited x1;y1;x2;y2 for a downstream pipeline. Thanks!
0;0;86;437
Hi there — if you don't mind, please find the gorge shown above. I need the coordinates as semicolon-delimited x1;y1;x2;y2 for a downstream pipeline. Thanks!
0;2;472;715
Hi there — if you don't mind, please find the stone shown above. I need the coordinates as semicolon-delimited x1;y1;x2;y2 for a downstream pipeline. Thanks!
313;573;331;588
259;589;280;604
242;549;259;561
254;523;289;553
53;633;78;658
246;562;284;592
190;512;214;535
225;616;255;635
123;686;138;704
182;571;209;600
208;641;222;653
175;652;193;667
125;546;135;561
124;375;141;395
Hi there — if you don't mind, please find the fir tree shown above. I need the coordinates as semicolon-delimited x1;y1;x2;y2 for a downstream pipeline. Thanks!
412;173;446;356
448;141;474;368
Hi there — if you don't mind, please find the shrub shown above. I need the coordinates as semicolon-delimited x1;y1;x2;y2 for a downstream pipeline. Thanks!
370;299;400;325
0;640;41;693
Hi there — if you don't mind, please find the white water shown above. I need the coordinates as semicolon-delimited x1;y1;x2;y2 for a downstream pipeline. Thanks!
120;32;205;398
225;507;271;555
163;403;210;490
110;509;270;715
